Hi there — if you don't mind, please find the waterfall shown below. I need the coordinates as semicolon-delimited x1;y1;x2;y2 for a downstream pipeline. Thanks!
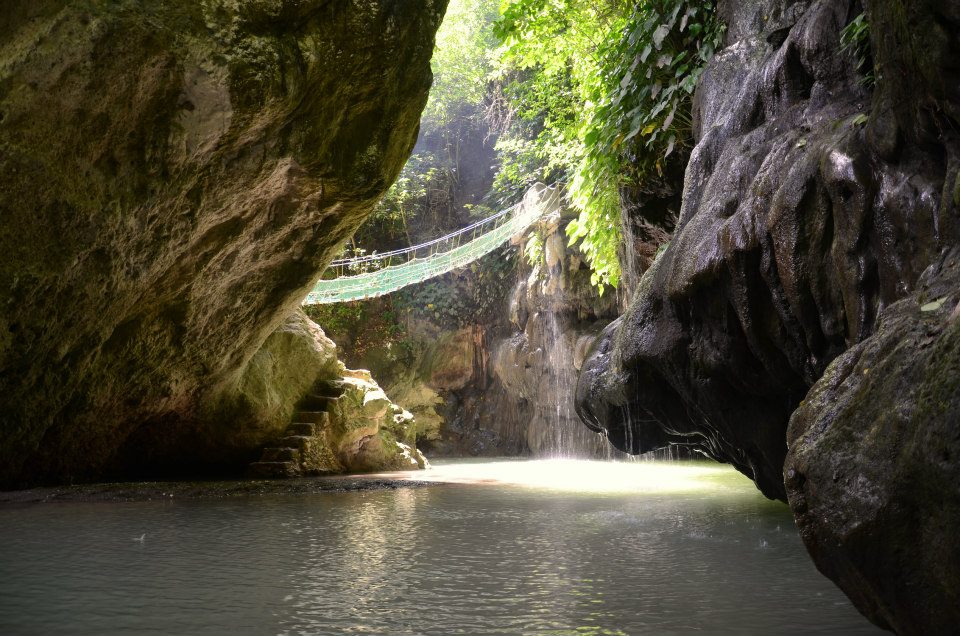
490;184;625;460
540;298;611;458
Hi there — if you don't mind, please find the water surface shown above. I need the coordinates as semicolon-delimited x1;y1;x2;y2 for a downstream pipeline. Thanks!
0;459;883;635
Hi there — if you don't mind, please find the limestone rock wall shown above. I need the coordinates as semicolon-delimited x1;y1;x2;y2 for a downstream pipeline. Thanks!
575;0;960;500
235;309;427;476
215;308;341;461
327;368;427;473
0;0;447;487
575;0;960;629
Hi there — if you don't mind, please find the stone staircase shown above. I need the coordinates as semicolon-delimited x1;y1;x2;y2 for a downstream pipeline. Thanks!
247;380;345;478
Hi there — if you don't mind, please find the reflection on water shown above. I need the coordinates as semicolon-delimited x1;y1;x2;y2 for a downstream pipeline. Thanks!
0;460;883;635
412;458;755;494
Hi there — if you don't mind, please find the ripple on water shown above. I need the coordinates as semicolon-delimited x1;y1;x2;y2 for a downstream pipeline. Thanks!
0;460;884;635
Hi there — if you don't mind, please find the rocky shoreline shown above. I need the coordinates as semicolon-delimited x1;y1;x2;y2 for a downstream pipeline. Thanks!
0;472;440;505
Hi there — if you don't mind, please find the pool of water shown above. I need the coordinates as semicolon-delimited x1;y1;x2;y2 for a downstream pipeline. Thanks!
0;459;882;635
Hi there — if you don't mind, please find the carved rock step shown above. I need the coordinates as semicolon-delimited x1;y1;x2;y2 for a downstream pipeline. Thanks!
298;394;339;411
249;379;341;477
286;422;316;437
295;411;330;426
261;447;300;462
279;435;313;452
248;461;301;478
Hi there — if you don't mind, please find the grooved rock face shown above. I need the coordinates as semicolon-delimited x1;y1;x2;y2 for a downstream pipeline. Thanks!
0;0;447;487
575;0;960;500
785;249;960;635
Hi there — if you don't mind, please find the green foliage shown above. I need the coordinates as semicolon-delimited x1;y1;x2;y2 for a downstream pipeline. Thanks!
353;0;500;251
304;300;410;362
395;246;518;328
583;2;724;180
359;151;445;248
348;0;723;296
524;232;545;267
422;0;500;131
493;0;723;291
840;12;874;86
566;165;622;290
491;1;615;201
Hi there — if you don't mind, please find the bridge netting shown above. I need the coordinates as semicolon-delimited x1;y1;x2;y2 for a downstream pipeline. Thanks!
303;184;559;305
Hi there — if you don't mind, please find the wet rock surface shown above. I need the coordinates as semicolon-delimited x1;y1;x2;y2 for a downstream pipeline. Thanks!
0;0;446;487
785;248;960;635
321;368;426;473
489;186;619;457
576;0;960;500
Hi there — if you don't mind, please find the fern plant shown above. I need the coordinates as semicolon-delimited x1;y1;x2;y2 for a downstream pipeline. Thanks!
840;12;874;86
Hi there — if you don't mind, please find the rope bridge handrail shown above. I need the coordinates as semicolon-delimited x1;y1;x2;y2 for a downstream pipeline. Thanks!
327;203;517;267
303;183;560;305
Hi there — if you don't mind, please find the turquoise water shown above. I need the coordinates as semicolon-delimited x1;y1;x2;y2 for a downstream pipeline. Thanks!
0;460;883;635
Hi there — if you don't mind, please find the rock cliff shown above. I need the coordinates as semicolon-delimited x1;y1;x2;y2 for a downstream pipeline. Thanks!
575;0;960;630
313;185;621;458
576;0;960;500
489;185;620;456
0;0;446;487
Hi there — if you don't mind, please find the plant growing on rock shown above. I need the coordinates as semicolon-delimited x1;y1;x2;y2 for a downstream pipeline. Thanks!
840;12;874;86
493;0;724;292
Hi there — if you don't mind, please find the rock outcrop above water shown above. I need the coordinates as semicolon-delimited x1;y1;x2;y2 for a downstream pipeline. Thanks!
249;353;426;478
0;0;446;487
576;0;960;500
576;0;960;629
785;248;960;635
233;309;426;477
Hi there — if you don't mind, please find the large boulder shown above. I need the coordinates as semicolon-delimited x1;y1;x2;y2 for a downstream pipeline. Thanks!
575;0;960;499
234;309;340;434
327;368;427;473
245;312;428;478
0;0;446;487
179;307;342;470
785;248;960;635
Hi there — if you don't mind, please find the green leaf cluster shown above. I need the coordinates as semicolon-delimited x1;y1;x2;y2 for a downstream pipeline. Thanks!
349;0;724;295
423;0;500;131
304;300;412;362
359;151;444;248
353;0;501;251
524;232;544;267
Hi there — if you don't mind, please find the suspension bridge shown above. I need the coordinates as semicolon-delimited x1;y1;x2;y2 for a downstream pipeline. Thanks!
303;183;560;305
